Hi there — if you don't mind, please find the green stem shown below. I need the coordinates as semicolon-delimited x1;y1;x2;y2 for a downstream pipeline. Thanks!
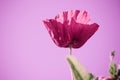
70;45;72;55
69;45;74;80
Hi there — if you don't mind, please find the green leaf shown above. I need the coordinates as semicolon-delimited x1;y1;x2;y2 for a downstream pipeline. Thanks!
109;51;117;78
67;55;94;80
109;61;117;78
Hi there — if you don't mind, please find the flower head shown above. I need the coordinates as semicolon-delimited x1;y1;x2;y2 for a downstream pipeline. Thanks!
43;10;99;48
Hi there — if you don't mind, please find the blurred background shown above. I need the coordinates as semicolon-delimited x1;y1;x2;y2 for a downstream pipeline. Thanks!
0;0;120;80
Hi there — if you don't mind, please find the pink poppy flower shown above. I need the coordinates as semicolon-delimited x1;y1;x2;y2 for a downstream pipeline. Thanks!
43;10;99;48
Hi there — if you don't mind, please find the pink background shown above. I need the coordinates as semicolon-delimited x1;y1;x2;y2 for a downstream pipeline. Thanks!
0;0;120;80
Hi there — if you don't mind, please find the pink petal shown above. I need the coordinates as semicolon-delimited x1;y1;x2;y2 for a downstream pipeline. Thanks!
55;10;90;24
55;11;68;24
43;19;71;47
72;23;99;48
43;19;60;46
76;10;90;24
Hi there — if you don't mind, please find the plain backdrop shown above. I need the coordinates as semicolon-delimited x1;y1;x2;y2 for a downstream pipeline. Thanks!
0;0;120;80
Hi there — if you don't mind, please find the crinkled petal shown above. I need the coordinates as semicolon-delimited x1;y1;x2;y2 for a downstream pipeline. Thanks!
72;23;99;48
55;11;68;24
55;10;90;25
43;19;60;46
76;10;90;24
67;10;80;24
43;19;71;47
54;21;70;47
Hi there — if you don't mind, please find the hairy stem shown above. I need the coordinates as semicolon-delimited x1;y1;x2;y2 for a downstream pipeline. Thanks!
70;45;72;55
69;45;74;80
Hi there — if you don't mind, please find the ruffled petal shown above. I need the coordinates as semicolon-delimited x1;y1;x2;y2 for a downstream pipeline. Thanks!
72;23;99;48
55;11;68;24
76;10;90;24
43;19;71;47
55;10;84;24
43;19;60;46
54;21;69;47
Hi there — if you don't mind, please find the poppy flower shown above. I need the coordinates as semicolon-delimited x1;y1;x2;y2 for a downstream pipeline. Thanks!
43;10;99;48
